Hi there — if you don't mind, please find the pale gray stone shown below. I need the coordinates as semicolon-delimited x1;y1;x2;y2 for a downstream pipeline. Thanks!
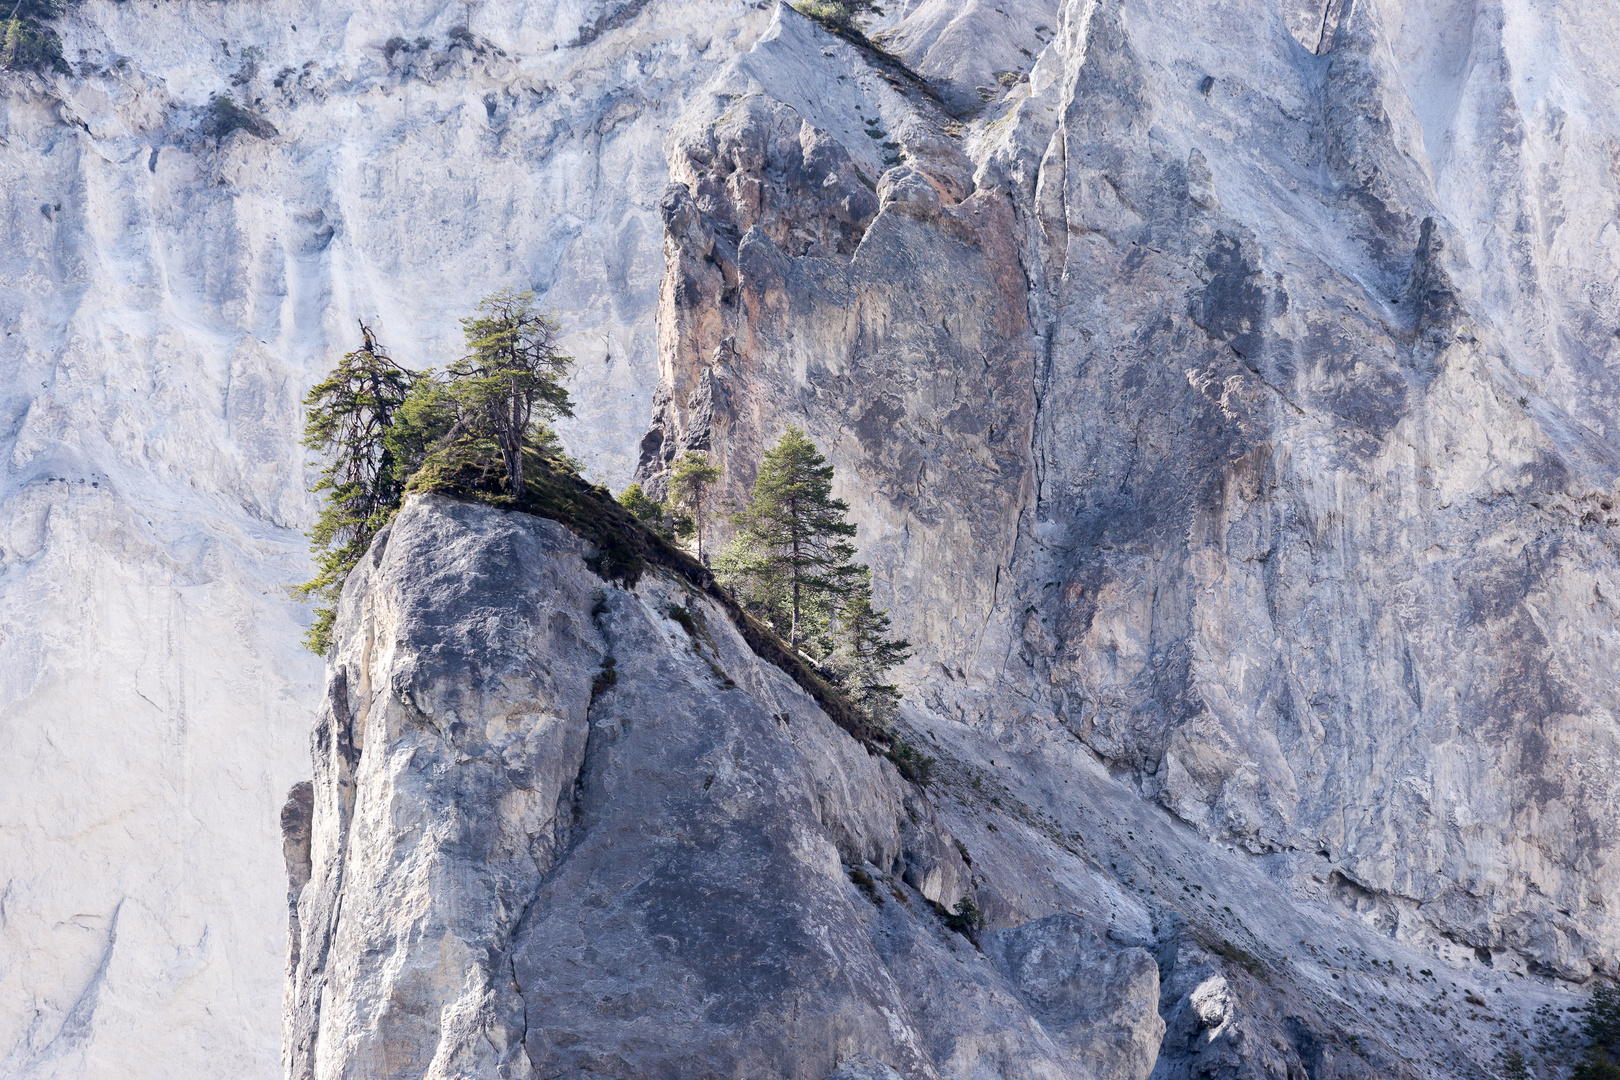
285;494;1163;1080
6;0;1620;1076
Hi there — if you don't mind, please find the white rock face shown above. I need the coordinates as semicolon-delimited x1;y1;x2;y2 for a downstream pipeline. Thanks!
0;2;768;1076
9;0;1620;1076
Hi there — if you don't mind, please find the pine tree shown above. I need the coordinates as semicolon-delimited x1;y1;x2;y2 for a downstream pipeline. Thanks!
447;289;573;494
827;583;911;728
717;428;910;725
294;323;415;653
382;372;457;489
1;0;70;73
380;291;577;502
718;426;865;650
669;451;722;563
1589;983;1620;1049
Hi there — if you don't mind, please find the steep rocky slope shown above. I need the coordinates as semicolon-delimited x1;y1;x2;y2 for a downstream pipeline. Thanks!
630;0;1620;1073
643;0;1620;988
7;0;1620;1077
288;487;1598;1080
285;493;1164;1080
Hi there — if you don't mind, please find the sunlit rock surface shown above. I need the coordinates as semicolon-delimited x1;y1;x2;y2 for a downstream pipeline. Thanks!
0;2;767;1075
7;0;1620;1076
283;494;1163;1079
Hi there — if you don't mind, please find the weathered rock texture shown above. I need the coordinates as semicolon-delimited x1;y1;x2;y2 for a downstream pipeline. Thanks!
8;0;1620;1076
285;493;1165;1080
0;2;768;1076
630;0;1620;1074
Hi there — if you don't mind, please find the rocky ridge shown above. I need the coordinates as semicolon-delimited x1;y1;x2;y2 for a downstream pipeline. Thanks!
5;0;1620;1077
284;493;1165;1080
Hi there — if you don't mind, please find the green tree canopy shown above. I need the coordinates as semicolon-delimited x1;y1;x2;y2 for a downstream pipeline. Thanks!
618;482;682;542
716;427;909;727
1;0;73;72
1576;983;1620;1080
669;451;722;563
294;323;416;653
826;584;910;728
378;289;576;503
718;426;863;650
295;292;578;655
791;0;880;33
447;288;574;494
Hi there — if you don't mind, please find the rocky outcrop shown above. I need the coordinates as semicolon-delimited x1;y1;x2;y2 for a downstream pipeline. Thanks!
284;493;1163;1080
11;0;1620;1076
0;3;770;1074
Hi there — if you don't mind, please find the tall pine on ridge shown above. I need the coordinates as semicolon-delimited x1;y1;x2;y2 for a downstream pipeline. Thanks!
447;288;574;494
294;323;415;653
718;426;909;726
719;426;863;650
669;451;722;563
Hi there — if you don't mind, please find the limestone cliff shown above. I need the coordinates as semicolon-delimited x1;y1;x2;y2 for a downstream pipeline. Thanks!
6;0;1620;1076
0;3;768;1075
283;493;1163;1080
632;0;1620;1073
646;0;1620;989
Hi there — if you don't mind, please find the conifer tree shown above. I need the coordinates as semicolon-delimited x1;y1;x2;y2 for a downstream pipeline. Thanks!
719;426;863;650
294;323;415;653
447;289;573;494
382;372;457;489
827;585;911;728
669;451;722;563
718;427;910;725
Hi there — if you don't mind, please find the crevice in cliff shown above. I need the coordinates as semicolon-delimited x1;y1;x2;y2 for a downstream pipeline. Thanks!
493;593;620;1080
280;781;314;980
1312;0;1349;55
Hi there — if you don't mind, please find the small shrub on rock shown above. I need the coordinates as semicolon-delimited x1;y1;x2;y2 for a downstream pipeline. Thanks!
206;93;277;139
944;896;982;936
791;0;880;32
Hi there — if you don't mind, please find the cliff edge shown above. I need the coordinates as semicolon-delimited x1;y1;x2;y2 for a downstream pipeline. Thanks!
282;494;1164;1080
